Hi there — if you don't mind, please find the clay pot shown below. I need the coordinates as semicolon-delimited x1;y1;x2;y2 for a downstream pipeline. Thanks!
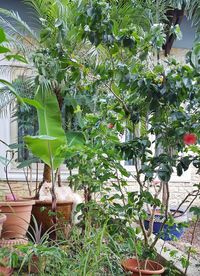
0;266;13;276
122;258;165;276
0;200;35;239
30;200;73;237
0;213;7;238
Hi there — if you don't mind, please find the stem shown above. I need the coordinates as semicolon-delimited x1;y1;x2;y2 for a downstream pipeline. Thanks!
147;183;163;237
150;182;169;249
104;82;130;115
57;167;61;187
35;162;38;197
115;170;126;207
184;217;199;275
5;150;16;200
139;217;148;245
48;142;57;240
23;167;31;196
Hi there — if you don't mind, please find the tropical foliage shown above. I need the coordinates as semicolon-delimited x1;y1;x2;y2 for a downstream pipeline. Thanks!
0;0;199;275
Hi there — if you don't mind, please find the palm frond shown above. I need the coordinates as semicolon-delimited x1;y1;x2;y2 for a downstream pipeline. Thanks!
24;0;58;27
0;88;15;116
0;8;39;43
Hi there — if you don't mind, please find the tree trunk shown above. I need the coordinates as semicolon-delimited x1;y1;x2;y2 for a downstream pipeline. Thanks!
43;164;51;182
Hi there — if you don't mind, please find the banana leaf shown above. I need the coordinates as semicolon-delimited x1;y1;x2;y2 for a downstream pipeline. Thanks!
24;87;67;170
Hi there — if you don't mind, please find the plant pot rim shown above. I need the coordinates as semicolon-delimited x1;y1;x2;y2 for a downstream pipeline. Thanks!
0;200;35;207
121;258;165;274
34;200;74;206
146;208;185;218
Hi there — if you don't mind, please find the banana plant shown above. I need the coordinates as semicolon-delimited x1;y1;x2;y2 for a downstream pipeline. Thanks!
24;86;66;211
24;86;85;211
24;87;67;171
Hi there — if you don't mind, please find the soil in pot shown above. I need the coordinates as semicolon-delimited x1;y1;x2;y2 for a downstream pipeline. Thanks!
0;200;35;239
144;209;187;241
122;258;165;276
29;200;73;237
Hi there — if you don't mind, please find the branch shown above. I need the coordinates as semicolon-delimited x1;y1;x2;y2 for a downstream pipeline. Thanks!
150;182;169;249
104;82;130;115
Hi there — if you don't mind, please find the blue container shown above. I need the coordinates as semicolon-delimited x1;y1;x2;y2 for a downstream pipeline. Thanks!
144;210;187;241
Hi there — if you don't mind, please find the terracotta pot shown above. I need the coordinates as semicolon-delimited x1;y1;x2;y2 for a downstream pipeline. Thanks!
0;200;35;239
122;258;165;276
0;266;13;276
0;213;7;238
30;200;73;237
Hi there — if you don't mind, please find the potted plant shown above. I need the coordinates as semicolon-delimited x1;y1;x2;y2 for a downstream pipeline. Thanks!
122;258;164;276
0;146;35;239
23;87;84;236
0;141;35;239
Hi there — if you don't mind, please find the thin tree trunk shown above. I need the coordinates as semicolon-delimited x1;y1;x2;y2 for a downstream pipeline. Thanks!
43;164;51;182
35;164;51;199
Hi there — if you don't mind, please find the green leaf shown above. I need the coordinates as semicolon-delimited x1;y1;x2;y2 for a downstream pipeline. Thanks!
17;157;39;169
24;135;65;169
190;206;200;217
24;87;67;170
22;98;43;110
35;88;66;140
0;79;23;103
66;131;85;147
0;28;6;43
6;54;27;63
0;45;10;54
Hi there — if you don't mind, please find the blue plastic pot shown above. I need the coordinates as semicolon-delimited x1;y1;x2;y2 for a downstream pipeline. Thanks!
144;209;187;241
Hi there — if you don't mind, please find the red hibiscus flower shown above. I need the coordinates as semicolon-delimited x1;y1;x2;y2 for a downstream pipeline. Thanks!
107;123;114;129
183;133;197;145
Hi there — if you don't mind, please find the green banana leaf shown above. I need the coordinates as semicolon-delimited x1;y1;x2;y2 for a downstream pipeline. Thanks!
24;87;67;170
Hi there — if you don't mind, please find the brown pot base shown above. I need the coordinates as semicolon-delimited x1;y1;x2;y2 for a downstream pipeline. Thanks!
30;200;73;238
0;238;28;248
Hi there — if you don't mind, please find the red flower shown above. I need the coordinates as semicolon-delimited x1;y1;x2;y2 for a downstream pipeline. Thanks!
108;123;114;129
183;133;197;145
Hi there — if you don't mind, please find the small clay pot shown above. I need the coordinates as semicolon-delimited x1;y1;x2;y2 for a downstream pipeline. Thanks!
0;200;35;239
122;258;165;276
